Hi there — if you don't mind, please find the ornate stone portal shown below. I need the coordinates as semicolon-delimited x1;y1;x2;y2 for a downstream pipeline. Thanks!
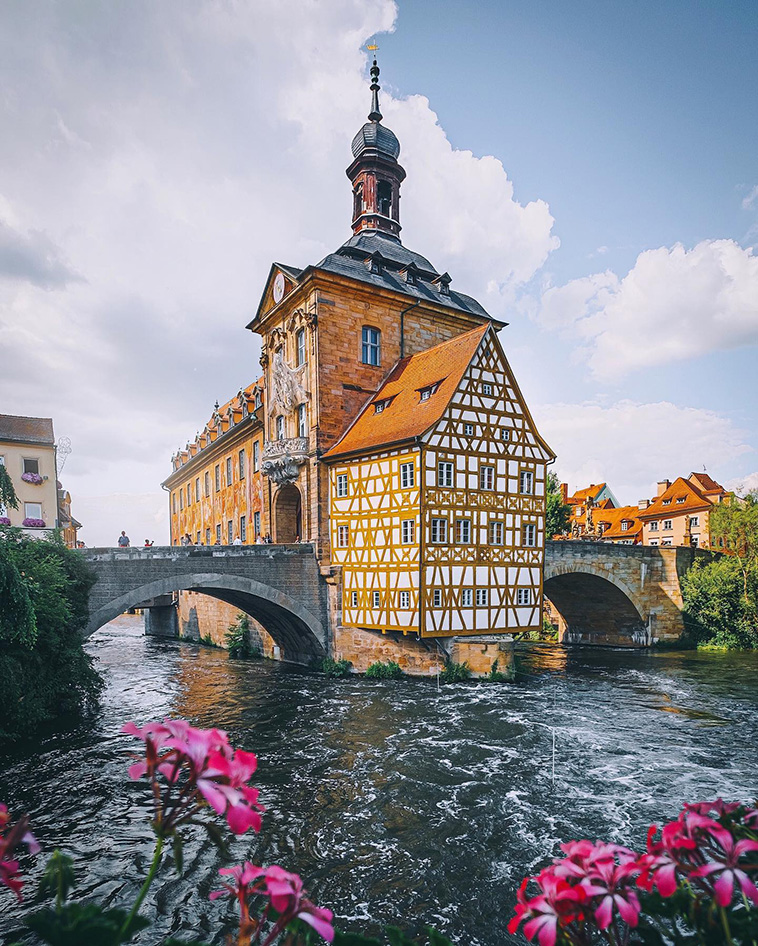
261;437;309;487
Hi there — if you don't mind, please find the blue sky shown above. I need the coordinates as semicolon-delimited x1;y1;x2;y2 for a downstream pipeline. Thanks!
0;0;755;543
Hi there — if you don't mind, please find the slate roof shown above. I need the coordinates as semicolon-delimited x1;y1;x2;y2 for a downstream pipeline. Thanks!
0;414;55;445
313;230;493;320
323;324;489;459
351;121;401;159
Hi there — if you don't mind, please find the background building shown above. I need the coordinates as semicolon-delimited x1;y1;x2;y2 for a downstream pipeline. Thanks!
0;413;81;544
638;473;731;548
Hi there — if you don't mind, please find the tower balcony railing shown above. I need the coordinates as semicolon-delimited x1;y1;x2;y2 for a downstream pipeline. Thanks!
261;436;309;486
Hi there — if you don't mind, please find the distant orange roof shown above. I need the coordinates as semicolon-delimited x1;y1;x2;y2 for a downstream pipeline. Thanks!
323;325;489;459
638;476;713;520
568;483;608;504
688;471;725;495
596;505;643;540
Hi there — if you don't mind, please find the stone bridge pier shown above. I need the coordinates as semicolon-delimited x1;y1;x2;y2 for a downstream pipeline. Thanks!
543;541;710;647
82;544;329;664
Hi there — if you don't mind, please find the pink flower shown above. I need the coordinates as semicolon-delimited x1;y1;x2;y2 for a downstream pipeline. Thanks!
508;870;586;946
211;862;334;944
0;803;40;901
122;718;264;838
578;856;641;929
689;833;758;907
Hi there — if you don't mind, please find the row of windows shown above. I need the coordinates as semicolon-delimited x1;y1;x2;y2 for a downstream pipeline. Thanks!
336;520;538;548
275;404;308;440
173;444;262;512
179;511;262;546
334;464;534;497
648;516;699;531
348;587;534;610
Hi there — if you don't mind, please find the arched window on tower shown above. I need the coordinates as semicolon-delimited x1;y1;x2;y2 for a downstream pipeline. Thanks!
377;180;392;217
353;183;364;220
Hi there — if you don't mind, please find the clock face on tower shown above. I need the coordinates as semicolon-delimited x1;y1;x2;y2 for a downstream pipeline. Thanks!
273;272;285;304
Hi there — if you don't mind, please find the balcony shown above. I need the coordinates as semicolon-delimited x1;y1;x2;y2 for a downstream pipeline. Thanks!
261;437;309;486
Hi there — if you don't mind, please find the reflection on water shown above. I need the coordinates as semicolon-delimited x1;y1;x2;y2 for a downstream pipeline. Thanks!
1;614;757;945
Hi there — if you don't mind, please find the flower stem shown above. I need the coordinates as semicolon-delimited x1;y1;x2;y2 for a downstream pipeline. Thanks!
719;905;734;946
119;835;165;939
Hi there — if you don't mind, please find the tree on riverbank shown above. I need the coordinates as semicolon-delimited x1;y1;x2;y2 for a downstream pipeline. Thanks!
0;528;103;742
545;471;571;539
682;490;758;649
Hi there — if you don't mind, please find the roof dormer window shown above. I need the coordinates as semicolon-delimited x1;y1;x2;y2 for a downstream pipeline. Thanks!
432;272;452;296
418;380;441;402
401;263;419;286
676;496;685;503
662;499;671;505
374;398;392;414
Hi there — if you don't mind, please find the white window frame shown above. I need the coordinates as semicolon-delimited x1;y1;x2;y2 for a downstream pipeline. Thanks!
238;450;245;480
432;589;442;607
461;588;473;607
663;519;673;531
253;511;261;538
520;471;534;495
500;428;510;442
690;515;699;527
455;519;471;544
517;588;532;606
362;326;381;366
372;590;381;608
401;519;415;544
430;517;448;544
336;473;349;498
464;423;474;436
226;456;232;485
337;525;350;548
298;403;308;438
24;502;42;520
276;415;285;440
399;590;410;609
523;523;536;547
296;327;306;366
476;588;488;607
479;465;494;491
437;461;454;488
649;521;658;531
22;457;40;476
489;520;504;546
482;382;492;396
253;441;260;473
400;462;415;489
240;515;247;542
350;591;358;608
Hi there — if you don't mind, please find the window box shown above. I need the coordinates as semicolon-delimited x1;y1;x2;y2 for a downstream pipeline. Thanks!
0;516;11;526
22;517;46;528
21;472;43;484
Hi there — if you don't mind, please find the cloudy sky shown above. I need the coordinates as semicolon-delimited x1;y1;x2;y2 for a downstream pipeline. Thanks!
1;0;756;546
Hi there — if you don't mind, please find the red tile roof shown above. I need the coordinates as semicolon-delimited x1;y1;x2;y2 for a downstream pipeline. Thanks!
323;325;490;459
596;505;643;540
638;476;713;520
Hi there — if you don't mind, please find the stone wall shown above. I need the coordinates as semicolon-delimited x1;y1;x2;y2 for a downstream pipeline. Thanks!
176;591;278;657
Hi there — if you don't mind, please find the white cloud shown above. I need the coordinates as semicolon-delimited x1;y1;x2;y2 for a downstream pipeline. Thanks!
535;239;758;379
0;0;558;544
742;185;758;211
537;399;752;504
726;471;758;496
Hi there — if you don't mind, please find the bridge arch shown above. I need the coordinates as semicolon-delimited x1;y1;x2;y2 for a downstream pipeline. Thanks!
543;562;650;647
85;571;327;662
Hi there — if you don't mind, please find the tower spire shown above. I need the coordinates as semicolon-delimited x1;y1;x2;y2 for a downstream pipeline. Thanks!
368;58;382;122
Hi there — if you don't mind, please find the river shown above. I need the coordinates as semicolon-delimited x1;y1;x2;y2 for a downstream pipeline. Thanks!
1;614;757;944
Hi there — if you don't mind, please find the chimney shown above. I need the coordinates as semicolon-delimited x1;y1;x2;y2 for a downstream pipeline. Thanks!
657;479;671;497
560;483;568;503
638;499;649;510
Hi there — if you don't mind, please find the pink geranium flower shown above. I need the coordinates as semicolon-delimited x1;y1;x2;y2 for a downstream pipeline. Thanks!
0;803;40;901
122;718;264;838
689;833;758;907
211;861;334;944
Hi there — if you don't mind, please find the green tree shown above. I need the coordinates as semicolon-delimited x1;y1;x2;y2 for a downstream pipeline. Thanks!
0;529;103;742
0;462;19;512
545;471;571;538
709;490;758;602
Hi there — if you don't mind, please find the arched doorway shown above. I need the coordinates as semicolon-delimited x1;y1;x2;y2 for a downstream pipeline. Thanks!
274;484;302;543
544;571;649;647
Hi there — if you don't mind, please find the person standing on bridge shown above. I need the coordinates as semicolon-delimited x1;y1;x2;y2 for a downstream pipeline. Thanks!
117;531;130;548
232;534;242;546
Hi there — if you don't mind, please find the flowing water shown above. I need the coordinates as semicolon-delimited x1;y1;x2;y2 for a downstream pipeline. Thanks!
1;614;757;944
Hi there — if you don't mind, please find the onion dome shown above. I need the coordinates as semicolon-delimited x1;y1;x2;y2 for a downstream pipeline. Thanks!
350;59;401;160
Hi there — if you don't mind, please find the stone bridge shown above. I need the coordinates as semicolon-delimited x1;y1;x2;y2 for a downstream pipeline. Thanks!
82;544;329;663
82;541;713;656
543;541;712;646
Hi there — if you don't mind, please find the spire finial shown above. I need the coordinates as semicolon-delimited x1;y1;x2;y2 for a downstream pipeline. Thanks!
368;55;382;123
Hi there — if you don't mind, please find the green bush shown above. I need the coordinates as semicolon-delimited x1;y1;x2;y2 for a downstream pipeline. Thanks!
364;660;403;679
440;660;471;683
486;658;512;682
682;557;758;650
225;613;259;659
0;528;103;743
320;657;353;677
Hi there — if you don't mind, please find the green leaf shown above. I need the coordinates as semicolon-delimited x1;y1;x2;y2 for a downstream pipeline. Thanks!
36;850;76;907
333;933;383;946
426;930;454;946
201;820;229;857
385;928;417;946
25;904;150;945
